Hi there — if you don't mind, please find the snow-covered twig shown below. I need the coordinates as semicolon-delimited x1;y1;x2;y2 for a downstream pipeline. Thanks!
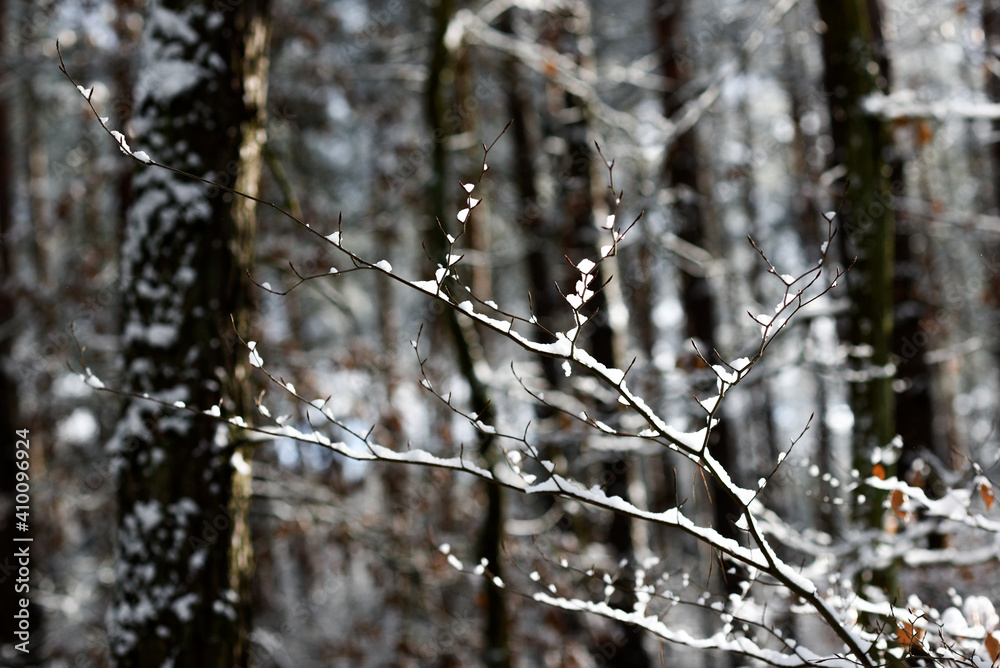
61;50;1000;666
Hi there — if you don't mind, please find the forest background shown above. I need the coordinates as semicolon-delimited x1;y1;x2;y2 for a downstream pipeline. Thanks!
3;0;1000;666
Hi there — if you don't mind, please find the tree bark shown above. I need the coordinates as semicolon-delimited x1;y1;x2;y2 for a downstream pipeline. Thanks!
426;3;510;666
500;8;563;388
982;0;1000;502
109;1;269;665
653;1;743;613
0;0;27;657
816;2;902;660
815;0;895;535
553;4;649;665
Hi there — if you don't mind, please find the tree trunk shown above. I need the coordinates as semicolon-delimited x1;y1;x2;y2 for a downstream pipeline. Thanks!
892;193;940;542
0;0;28;657
552;4;649;665
815;0;895;512
500;8;563;388
653;0;742;606
982;0;1000;502
780;26;843;537
815;0;901;655
862;1;936;518
426;3;510;666
109;1;269;665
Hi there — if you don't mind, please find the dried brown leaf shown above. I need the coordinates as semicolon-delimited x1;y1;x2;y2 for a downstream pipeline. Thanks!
985;631;1000;663
980;482;996;511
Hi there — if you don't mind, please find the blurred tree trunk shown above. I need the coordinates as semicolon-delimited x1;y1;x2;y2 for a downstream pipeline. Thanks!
427;3;510;666
653;1;742;619
0;0;26;657
982;0;1000;480
781;27;843;537
816;0;900;640
113;0;140;247
888;126;941;547
109;1;270;666
987;1;1000;178
862;0;937;522
551;4;649;666
500;8;563;388
735;74;782;506
815;0;895;509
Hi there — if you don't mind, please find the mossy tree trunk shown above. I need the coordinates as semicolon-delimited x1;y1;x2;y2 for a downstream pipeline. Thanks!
816;2;901;658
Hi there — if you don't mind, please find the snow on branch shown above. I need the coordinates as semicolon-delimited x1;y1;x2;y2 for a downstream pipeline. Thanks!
449;0;801;150
60;45;154;164
865;91;1000;121
60;56;1000;666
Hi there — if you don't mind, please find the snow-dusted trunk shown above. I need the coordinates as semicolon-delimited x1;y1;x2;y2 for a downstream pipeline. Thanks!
108;1;269;665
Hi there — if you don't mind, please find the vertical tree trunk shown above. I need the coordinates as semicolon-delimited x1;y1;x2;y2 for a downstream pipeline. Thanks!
552;4;649;665
426;3;510;666
653;1;742;616
500;8;563;388
736;76;783;509
892;196;941;545
815;0;901;652
815;0;895;513
862;2;936;512
109;2;269;666
0;0;26;656
981;1;1000;491
782;28;842;537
